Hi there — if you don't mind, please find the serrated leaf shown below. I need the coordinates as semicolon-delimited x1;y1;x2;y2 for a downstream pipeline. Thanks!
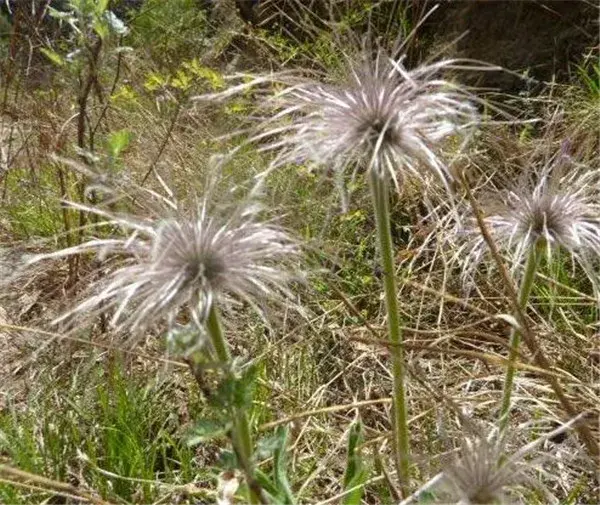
144;72;168;92
40;48;65;67
171;69;192;91
211;365;257;411
186;418;231;447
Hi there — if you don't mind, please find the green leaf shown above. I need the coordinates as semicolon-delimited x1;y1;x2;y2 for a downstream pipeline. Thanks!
254;427;296;504
107;129;132;159
213;363;257;411
93;18;109;39
186;418;231;447
219;449;238;470
97;0;110;15
255;433;283;461
144;72;168;92
273;426;296;505
343;420;369;505
254;470;282;502
171;69;192;91
40;48;65;67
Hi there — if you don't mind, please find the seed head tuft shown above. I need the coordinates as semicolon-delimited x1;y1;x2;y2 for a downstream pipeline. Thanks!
256;47;478;205
444;435;521;504
452;148;600;288
28;188;301;337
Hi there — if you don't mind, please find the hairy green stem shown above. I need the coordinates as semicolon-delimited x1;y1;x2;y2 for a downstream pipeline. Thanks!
368;171;410;492
206;305;262;504
498;245;541;433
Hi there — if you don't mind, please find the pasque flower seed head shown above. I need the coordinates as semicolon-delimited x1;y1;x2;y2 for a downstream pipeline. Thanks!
452;148;600;288
257;47;478;206
28;190;301;335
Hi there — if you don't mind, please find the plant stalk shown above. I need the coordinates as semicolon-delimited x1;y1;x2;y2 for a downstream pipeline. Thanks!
206;305;264;504
498;245;541;433
368;171;410;492
462;176;599;458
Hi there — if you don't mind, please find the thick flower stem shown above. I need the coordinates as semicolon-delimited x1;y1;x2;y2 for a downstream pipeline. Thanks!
498;245;540;434
369;171;411;492
206;305;263;504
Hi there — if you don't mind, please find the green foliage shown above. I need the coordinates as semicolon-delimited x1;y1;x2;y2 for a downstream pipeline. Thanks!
187;418;232;447
343;420;369;505
143;59;224;95
129;0;209;65
39;47;66;67
1;167;64;239
212;363;258;412
106;128;132;162
255;427;296;504
48;0;128;42
575;59;600;100
0;361;200;503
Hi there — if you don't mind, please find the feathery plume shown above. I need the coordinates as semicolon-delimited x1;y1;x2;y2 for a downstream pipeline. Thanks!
254;46;479;205
441;414;586;505
27;183;301;337
444;435;521;504
452;147;600;289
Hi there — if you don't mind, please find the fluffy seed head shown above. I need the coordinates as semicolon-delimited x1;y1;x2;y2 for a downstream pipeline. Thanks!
444;436;521;504
29;191;301;336
453;148;600;287
441;415;585;504
258;48;478;204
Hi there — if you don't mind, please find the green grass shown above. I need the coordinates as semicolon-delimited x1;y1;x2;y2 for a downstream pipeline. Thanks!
0;359;206;503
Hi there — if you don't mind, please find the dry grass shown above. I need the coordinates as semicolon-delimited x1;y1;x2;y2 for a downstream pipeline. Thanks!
0;1;598;504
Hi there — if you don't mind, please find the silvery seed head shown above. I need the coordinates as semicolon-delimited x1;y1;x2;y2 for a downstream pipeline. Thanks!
444;435;521;504
256;47;478;205
28;188;301;336
440;415;585;505
452;147;600;288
